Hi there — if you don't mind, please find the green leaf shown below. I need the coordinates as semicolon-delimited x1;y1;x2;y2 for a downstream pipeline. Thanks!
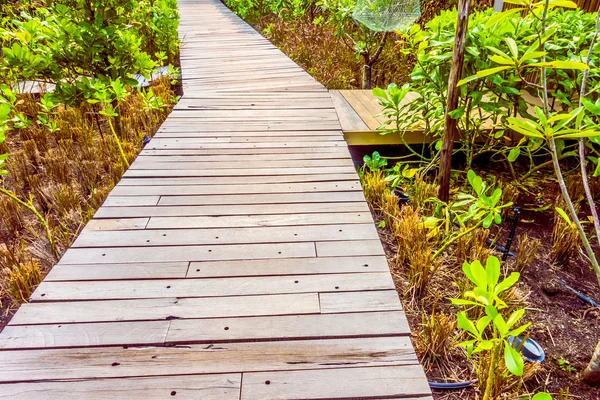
484;8;524;29
582;98;600;116
505;38;519;59
504;340;524;376
486;256;501;290
495;272;520;295
489;55;514;65
555;206;572;224
372;87;386;98
529;61;589;70
506;308;525;329
470;259;488;288
532;393;553;400
508;147;520;162
457;311;479;338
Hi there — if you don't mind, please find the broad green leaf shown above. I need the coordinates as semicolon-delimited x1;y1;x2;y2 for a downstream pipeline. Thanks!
519;51;546;63
470;259;488;288
508;147;520;162
506;38;519;59
372;87;386;98
532;393;553;400
484;8;524;29
504;340;524;376
486;256;501;289
474;340;495;353
508;322;531;337
506;308;525;328
582;98;600;116
529;61;589;70
489;55;514;65
495;272;520;295
457;311;479;338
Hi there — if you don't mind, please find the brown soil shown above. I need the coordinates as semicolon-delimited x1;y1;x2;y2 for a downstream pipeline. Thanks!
364;167;600;399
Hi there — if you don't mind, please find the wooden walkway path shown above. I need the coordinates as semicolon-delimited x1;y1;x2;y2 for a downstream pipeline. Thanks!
0;0;432;398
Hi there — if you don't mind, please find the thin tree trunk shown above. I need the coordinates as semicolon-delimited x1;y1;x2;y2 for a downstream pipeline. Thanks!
584;340;600;386
438;0;470;202
362;63;372;89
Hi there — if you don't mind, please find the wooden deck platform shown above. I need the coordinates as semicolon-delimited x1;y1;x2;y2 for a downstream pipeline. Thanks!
0;0;432;398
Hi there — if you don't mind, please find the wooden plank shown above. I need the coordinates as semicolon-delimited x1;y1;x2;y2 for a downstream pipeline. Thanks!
46;262;190;281
0;374;241;400
146;212;373;229
72;224;378;248
118;174;359;186
166;312;410;344
84;218;149;231
0;337;418;382
30;272;395;301
0;321;170;349
139;147;350;155
93;202;368;218
188;255;389;278
123;166;355;178
339;90;382;130
241;366;431;400
112;181;361;196
320;290;402;313
156;191;366;206
317;239;385;257
102;196;160;207
130;158;350;170
57;242;316;265
9;293;320;325
330;90;369;132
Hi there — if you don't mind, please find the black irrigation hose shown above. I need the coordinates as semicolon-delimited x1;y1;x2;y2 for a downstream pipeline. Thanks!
556;278;600;307
429;379;478;390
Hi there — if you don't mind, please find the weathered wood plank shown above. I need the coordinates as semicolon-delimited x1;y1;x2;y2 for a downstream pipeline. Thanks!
166;312;410;344
0;374;241;400
31;272;395;301
156;191;365;206
9;293;320;325
93;202;369;218
316;239;385;256
241;365;432;400
112;181;361;196
320;290;402;313
0;337;418;382
84;218;149;231
187;255;388;278
0;321;170;349
72;224;378;248
123;166;355;178
57;242;316;265
146;212;373;229
118;174;358;186
46;262;190;281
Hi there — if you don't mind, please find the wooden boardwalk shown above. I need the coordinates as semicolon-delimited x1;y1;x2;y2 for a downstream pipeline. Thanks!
0;0;432;398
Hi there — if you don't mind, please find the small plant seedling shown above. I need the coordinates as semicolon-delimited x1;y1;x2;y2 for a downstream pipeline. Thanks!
556;358;576;373
451;255;530;400
363;151;387;172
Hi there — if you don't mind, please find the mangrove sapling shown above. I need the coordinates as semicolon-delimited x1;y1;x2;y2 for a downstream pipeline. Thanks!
319;0;389;89
88;79;131;168
450;255;530;400
425;170;513;261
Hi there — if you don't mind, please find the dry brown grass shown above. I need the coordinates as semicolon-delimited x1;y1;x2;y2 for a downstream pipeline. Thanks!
415;307;457;370
514;233;541;274
0;78;176;309
551;198;581;265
